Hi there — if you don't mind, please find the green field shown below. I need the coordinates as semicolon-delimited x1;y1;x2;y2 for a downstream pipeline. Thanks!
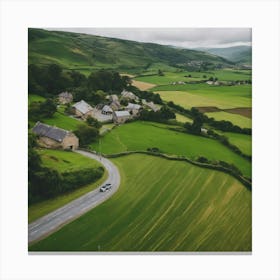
156;86;251;109
29;154;251;252
206;111;251;128
175;113;193;123
134;69;251;85
223;133;252;156
28;94;46;105
28;149;108;222
90;121;251;177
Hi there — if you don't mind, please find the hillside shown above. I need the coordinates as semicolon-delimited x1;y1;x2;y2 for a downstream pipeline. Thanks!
198;46;252;65
28;28;234;74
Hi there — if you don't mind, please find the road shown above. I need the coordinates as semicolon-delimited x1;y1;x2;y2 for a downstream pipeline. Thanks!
28;150;120;244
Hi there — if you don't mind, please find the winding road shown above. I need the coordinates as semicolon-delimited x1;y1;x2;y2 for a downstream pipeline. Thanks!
28;150;121;244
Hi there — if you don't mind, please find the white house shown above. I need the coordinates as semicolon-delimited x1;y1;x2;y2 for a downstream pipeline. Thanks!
126;102;142;116
113;111;131;124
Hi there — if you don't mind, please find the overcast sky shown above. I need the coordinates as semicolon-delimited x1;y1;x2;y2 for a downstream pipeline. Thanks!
46;28;251;49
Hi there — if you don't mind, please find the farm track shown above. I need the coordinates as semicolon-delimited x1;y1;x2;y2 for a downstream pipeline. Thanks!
28;150;120;245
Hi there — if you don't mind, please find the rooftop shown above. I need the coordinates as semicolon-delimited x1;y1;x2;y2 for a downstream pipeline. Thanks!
114;110;131;117
73;100;93;114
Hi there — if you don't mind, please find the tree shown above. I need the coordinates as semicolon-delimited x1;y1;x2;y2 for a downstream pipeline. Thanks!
86;116;102;129
158;69;164;76
74;124;99;146
39;99;57;118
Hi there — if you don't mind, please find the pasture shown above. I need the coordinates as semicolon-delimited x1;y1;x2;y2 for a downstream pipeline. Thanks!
223;133;252;156
28;94;46;105
29;154;251;252
28;149;108;222
175;113;193;123
90;121;251;177
206;111;251;128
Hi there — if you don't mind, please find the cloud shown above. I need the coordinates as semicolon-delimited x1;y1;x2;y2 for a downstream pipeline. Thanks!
46;28;251;48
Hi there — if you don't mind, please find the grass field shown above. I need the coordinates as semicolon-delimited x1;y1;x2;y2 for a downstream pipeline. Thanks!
156;86;251;109
29;154;251;252
28;94;46;105
90;121;251;177
28;149;108;222
223;133;252;156
175;113;193;123
134;69;251;85
132;80;156;91
206;111;251;128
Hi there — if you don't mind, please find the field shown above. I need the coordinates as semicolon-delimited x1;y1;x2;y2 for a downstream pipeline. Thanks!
206;111;251;128
223;133;252;156
131;80;156;91
134;69;251;85
175;113;192;123
90;121;251;177
28;149;108;222
29;154;251;252
155;86;251;110
28;94;46;104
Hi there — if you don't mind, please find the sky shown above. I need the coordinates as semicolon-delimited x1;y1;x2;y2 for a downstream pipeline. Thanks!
46;28;251;49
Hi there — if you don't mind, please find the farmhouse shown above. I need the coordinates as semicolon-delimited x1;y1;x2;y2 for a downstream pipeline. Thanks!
142;99;160;112
126;102;142;116
72;100;94;120
58;91;73;104
121;89;139;102
113;110;131;124
101;105;113;115
32;122;79;150
206;81;214;85
110;100;122;110
108;94;119;102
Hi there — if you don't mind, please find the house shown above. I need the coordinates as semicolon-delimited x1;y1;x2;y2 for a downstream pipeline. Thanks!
142;99;160;112
206;81;214;85
72;100;94;120
110;100;122;111
113;111;131;124
101;105;113;115
121;90;139;102
58;91;73;104
126;102;142;116
108;94;119;102
201;128;208;134
32;122;79;150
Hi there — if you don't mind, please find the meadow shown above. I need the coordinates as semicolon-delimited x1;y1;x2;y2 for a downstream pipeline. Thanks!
28;149;108;222
29;154;252;252
223;132;252;156
90;121;251;177
206;111;251;128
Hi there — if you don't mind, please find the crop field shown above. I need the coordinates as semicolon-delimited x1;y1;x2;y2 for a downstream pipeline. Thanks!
134;69;251;85
175;113;193;123
223;133;252;156
155;85;251;110
28;149;108;222
206;111;251;128
132;80;156;91
90;121;251;177
29;154;252;252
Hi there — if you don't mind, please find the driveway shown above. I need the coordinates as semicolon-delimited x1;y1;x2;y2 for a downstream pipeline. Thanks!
28;150;120;245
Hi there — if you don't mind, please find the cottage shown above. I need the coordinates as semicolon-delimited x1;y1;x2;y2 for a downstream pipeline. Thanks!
142;99;160;112
58;91;73;104
32;122;79;150
101;105;113;115
121;90;139;102
201;128;208;134
110;100;122;111
72;100;94;120
126;102;142;116
206;81;214;85
113;111;131;124
108;94;119;102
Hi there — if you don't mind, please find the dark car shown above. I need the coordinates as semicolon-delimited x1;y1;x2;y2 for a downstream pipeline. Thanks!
100;183;112;192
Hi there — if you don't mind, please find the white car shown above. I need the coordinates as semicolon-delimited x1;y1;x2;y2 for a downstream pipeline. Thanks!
100;183;112;192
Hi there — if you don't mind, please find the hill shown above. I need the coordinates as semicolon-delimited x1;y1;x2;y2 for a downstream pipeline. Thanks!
28;28;234;74
198;46;252;65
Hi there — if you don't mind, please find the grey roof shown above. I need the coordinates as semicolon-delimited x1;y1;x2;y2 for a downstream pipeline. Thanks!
121;90;138;100
114;111;131;117
73;100;93;114
102;105;113;112
32;122;70;143
126;103;141;110
110;100;121;109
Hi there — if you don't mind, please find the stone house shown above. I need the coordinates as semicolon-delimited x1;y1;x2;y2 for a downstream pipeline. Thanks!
121;90;139;102
110;100;122;111
126;102;142;116
32;122;79;150
108;94;119;102
101;105;113;115
58;91;73;104
113;111;131;124
72;100;94;120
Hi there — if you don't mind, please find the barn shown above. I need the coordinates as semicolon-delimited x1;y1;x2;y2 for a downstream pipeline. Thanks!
72;100;94;120
113;111;131;124
32;122;79;150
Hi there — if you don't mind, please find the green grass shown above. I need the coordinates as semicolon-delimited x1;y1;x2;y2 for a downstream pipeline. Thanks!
175;113;192;123
28;94;46;105
156;85;251;109
206;111;251;128
29;149;108;222
90;121;251;177
29;154;251;252
223;133;252;156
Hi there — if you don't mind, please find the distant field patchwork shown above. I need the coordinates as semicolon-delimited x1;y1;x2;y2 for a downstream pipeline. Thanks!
29;154;252;252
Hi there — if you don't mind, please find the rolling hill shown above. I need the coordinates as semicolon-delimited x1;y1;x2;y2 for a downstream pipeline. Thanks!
28;28;234;74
